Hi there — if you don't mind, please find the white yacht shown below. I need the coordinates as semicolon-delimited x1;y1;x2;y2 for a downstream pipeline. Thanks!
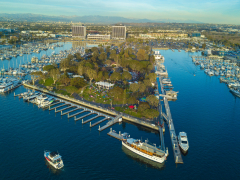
36;94;48;105
228;82;240;88
208;71;214;76
44;151;64;169
230;88;240;97
122;133;167;163
38;98;55;108
0;78;20;93
178;132;189;153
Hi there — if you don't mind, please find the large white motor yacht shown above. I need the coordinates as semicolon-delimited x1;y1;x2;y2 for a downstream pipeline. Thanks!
178;132;189;153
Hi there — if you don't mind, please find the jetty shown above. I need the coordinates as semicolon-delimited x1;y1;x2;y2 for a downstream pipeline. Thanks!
156;68;183;164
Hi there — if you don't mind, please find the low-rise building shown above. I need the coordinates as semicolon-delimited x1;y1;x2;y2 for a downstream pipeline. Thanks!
87;34;110;40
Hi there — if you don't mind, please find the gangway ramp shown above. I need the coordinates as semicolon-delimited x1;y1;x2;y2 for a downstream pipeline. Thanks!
98;114;122;132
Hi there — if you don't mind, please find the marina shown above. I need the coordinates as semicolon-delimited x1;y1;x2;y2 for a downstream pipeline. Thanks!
1;47;240;179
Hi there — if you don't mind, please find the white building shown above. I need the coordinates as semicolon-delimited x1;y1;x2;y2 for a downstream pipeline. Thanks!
29;30;44;34
95;81;114;89
112;26;126;40
87;34;110;40
36;33;48;37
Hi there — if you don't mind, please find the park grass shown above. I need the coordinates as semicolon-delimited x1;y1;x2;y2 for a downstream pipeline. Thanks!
43;78;54;86
115;106;142;118
54;89;71;96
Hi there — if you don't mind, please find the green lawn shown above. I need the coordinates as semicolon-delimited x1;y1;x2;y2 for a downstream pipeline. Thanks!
54;89;71;96
44;78;54;86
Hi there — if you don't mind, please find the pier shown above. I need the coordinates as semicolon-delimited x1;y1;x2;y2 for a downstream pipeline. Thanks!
61;107;78;116
90;117;111;127
74;112;92;121
82;115;99;124
68;110;84;118
156;65;183;164
98;114;122;131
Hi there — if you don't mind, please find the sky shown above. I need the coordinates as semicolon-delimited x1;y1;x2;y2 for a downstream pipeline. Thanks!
0;0;240;24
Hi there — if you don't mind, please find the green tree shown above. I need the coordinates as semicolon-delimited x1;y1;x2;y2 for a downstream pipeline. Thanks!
78;64;84;76
86;68;97;84
109;86;123;100
149;55;155;64
41;74;49;83
138;102;150;112
123;89;127;105
50;69;60;84
59;72;71;86
102;71;109;80
97;71;103;81
110;72;122;82
91;47;98;52
122;71;132;80
65;86;78;94
139;83;146;93
70;77;87;88
137;49;146;60
130;83;139;93
99;52;107;61
143;109;159;119
60;58;71;72
114;54;120;67
144;79;151;87
146;95;159;108
127;96;137;104
43;65;56;72
148;73;157;83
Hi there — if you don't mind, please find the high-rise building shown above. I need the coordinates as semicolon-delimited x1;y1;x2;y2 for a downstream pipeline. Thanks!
112;26;126;40
72;26;86;38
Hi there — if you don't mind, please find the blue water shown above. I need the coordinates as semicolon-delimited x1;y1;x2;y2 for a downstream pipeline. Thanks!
1;49;240;179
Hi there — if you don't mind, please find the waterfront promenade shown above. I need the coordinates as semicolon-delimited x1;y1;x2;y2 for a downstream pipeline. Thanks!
23;82;159;131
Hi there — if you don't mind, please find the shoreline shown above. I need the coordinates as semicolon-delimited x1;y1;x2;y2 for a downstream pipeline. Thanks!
23;83;163;132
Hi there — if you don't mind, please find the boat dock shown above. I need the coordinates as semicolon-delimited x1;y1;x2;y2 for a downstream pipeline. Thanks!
22;83;160;131
107;128;123;140
6;83;22;93
47;98;113;124
90;117;111;127
98;114;122;131
156;60;183;164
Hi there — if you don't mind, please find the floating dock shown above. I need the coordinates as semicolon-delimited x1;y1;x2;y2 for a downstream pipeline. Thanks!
107;128;123;140
90;117;111;127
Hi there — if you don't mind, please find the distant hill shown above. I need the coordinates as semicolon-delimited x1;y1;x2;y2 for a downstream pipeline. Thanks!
0;13;203;24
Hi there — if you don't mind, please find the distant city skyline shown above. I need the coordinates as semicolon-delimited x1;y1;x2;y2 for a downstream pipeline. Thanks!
0;0;240;24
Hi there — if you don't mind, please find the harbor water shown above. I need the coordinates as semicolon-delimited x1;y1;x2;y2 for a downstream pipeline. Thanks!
1;48;240;179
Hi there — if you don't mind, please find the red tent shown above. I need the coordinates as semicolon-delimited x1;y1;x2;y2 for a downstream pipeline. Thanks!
129;105;134;109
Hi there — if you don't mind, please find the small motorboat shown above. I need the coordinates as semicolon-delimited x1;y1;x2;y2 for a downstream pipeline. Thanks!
178;132;189;153
44;151;64;169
